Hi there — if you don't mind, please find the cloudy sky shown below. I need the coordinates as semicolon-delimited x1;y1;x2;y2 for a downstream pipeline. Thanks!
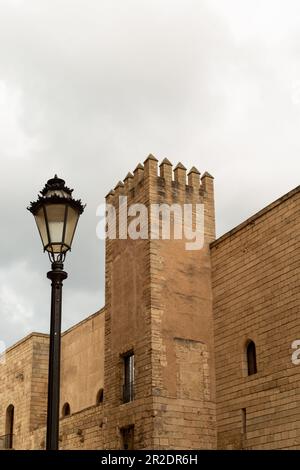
0;0;299;348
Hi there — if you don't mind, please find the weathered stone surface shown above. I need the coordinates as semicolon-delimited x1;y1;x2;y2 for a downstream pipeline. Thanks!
1;160;299;450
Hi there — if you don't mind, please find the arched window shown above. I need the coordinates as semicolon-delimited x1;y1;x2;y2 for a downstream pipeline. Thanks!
246;340;257;376
96;388;104;405
5;404;14;449
62;402;71;417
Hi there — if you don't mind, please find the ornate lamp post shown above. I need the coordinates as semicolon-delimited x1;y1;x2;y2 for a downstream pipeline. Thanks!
28;175;85;450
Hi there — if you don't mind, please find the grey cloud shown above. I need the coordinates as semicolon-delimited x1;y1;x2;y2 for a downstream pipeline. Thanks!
0;0;299;346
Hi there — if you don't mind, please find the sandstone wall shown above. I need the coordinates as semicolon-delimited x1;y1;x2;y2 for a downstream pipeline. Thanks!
211;186;300;449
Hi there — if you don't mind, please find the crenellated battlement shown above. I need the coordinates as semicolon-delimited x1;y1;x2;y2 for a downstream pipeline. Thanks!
105;154;214;202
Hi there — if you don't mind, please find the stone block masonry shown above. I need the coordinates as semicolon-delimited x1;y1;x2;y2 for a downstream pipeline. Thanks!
211;186;300;449
0;157;299;450
103;155;217;449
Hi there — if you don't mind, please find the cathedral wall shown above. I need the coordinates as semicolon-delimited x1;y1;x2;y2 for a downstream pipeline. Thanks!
32;404;104;450
60;309;105;415
0;309;105;449
0;333;48;449
211;186;300;449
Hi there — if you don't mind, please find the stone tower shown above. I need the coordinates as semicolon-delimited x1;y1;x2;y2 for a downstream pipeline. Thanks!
103;155;216;449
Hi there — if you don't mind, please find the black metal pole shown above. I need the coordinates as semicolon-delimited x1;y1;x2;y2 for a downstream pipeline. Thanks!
46;261;67;450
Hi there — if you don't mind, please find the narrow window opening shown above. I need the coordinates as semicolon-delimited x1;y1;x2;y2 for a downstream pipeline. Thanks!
5;404;14;449
120;425;134;450
62;402;71;417
246;340;257;376
96;388;104;405
241;408;247;434
123;352;134;403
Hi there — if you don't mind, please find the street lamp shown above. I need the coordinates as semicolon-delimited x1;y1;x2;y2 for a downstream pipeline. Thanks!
28;175;85;450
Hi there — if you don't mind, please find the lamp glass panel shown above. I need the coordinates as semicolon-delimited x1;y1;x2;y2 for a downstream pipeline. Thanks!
64;206;80;249
34;207;49;249
45;203;67;252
